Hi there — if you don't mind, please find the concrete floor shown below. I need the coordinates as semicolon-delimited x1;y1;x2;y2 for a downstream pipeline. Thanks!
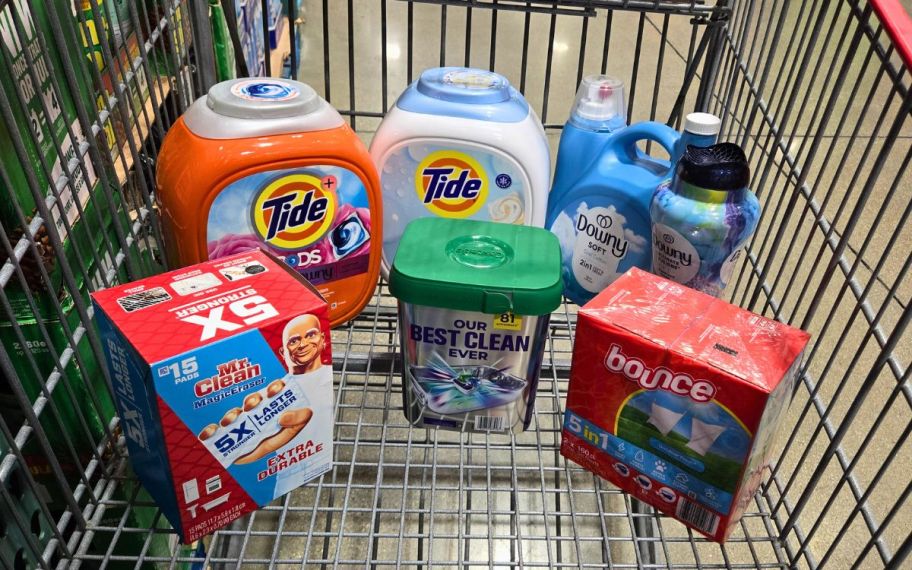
202;2;912;568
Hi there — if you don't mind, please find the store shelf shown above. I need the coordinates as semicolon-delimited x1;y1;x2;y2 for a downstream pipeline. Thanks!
269;19;290;78
113;81;172;185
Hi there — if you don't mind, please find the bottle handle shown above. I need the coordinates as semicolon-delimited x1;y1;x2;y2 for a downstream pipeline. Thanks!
610;121;681;176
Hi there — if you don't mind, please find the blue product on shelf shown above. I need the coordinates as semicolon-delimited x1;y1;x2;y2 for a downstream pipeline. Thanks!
269;0;285;49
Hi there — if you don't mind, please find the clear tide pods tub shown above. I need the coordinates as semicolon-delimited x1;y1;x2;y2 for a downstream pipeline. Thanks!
370;67;551;276
389;218;562;433
156;79;382;327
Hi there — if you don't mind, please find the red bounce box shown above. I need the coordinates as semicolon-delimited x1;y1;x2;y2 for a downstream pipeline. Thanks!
561;269;809;542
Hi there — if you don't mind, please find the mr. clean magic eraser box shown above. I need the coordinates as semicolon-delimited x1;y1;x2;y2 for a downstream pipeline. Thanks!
91;250;334;542
561;268;809;542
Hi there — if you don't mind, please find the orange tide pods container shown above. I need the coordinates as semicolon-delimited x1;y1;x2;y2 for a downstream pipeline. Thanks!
157;78;382;326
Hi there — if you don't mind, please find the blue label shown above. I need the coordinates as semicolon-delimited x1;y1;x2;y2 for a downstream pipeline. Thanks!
232;80;299;101
564;411;733;514
548;199;652;305
94;308;183;534
155;332;287;505
154;331;334;506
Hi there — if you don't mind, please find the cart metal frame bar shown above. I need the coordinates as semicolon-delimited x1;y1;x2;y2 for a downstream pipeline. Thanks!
0;0;909;568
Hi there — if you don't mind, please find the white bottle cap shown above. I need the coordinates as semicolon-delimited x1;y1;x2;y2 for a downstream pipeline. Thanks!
683;112;722;136
207;78;323;120
183;78;345;139
570;75;626;127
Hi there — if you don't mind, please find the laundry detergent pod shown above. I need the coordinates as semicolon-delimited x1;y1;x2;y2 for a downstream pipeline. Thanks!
157;78;382;327
390;217;562;434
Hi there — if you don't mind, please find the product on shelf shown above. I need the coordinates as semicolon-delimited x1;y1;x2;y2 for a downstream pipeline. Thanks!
76;0;134;53
144;0;193;78
0;0;146;490
561;268;809;542
91;250;334;543
209;0;237;81
237;0;265;75
370;66;551;277
0;0;116;287
650;143;760;297
0;291;111;460
545;75;681;305
73;0;154;157
156;78;382;327
268;0;284;50
390;218;562;434
107;0;133;48
0;428;190;568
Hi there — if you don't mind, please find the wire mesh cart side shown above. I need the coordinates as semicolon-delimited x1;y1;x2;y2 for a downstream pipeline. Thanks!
0;0;204;567
0;0;910;568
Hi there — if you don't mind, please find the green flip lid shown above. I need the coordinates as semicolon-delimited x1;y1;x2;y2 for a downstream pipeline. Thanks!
389;218;563;315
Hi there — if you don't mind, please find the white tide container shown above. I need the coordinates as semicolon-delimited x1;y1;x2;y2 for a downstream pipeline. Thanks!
370;67;551;276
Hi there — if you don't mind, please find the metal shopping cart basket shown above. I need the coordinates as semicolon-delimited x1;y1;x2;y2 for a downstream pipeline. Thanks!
0;0;909;567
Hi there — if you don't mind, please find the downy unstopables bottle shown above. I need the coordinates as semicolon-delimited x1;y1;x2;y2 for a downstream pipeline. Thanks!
650;143;761;297
545;75;680;305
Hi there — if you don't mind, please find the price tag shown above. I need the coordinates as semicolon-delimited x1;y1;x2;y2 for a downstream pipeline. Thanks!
493;312;522;331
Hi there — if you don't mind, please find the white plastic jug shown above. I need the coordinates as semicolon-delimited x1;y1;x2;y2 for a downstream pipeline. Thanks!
370;67;551;276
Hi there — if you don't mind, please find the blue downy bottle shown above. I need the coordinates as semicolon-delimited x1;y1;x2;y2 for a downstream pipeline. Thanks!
545;75;680;305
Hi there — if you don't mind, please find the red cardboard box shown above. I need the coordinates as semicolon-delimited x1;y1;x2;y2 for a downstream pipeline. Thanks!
561;268;809;542
91;250;334;542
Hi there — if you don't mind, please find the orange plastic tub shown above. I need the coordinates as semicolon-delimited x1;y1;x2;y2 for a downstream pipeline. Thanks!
157;79;382;326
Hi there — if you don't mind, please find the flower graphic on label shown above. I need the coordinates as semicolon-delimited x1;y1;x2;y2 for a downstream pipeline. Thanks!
488;192;524;224
207;234;262;258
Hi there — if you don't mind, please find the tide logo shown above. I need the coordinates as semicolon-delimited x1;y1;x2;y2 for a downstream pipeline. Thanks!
252;173;336;249
415;151;488;218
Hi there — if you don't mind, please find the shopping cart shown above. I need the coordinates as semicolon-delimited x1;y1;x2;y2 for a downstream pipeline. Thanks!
0;0;909;568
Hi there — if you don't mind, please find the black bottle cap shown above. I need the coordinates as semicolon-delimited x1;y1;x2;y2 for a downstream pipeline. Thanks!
676;142;750;190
